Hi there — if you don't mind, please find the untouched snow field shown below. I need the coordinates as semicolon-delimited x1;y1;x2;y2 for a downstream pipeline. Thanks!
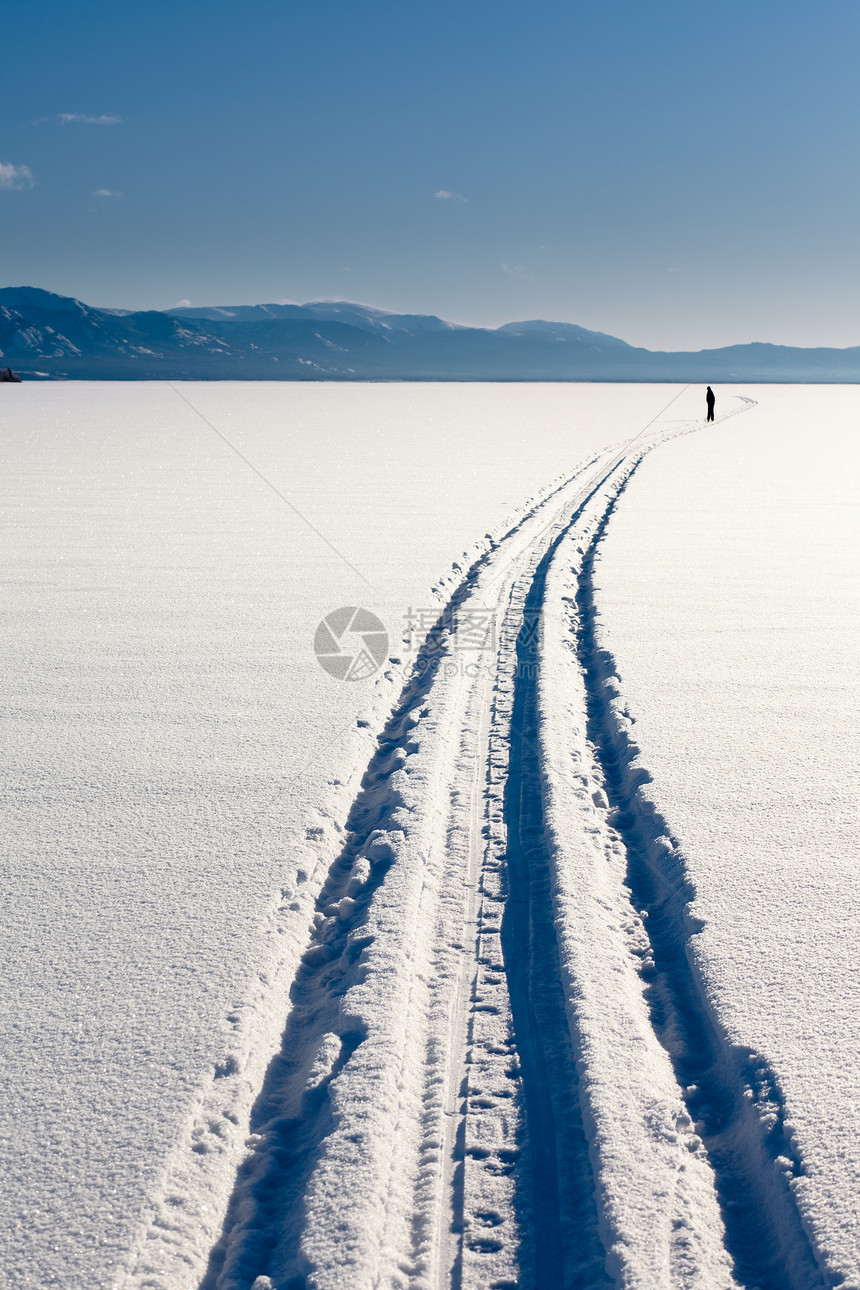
1;382;857;1289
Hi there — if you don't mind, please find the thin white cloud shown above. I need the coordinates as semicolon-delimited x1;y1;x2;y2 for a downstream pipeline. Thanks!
172;299;192;308
93;188;123;198
501;262;532;280
0;162;34;189
59;113;123;126
435;189;467;203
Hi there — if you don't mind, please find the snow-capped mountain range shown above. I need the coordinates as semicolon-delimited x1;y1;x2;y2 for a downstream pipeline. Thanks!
2;285;859;381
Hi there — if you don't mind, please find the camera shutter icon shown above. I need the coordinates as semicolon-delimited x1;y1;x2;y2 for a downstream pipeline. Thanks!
314;606;389;681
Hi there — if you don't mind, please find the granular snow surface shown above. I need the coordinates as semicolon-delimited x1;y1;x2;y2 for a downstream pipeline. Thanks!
1;381;857;1290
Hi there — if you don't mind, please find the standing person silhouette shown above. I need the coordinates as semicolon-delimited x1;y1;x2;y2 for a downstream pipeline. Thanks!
706;386;716;421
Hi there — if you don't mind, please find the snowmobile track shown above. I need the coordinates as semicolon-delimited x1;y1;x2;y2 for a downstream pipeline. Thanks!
125;393;836;1290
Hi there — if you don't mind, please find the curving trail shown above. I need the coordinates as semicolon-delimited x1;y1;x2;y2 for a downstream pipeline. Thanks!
123;393;835;1290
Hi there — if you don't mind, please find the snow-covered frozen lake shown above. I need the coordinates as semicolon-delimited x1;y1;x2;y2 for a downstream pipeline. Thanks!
1;382;857;1289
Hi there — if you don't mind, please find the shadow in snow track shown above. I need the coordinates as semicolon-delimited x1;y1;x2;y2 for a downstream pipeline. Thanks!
575;471;833;1290
502;502;614;1290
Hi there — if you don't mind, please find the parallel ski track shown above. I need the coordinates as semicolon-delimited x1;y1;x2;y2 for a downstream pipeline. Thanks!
189;395;830;1290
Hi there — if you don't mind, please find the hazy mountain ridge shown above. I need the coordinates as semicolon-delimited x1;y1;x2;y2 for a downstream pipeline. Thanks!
2;287;859;381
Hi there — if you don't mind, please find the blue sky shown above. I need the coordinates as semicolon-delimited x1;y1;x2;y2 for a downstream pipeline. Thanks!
3;0;859;349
